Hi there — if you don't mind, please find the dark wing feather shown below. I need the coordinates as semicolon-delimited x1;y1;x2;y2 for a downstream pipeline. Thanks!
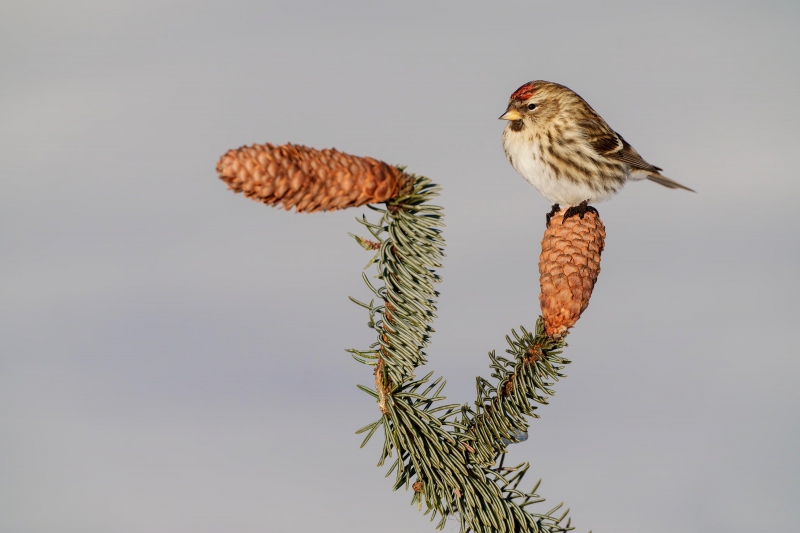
612;134;663;172
579;119;662;172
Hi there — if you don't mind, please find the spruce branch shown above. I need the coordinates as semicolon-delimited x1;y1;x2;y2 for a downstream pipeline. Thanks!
217;144;607;533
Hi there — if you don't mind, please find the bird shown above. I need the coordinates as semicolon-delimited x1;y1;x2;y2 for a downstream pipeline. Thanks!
500;80;694;225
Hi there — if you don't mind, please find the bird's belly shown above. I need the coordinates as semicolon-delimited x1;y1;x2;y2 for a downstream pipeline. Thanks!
505;139;620;206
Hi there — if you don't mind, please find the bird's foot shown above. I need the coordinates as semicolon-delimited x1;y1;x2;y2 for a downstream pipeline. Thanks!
562;200;598;222
545;204;561;227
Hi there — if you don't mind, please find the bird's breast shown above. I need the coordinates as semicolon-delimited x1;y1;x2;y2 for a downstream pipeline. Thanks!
502;127;623;206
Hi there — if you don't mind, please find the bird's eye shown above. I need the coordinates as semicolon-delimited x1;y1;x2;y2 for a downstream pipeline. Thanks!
527;103;537;110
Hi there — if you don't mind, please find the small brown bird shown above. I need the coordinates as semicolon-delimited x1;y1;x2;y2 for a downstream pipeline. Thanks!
500;81;694;223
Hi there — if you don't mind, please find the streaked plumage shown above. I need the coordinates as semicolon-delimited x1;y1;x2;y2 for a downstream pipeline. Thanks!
500;81;693;208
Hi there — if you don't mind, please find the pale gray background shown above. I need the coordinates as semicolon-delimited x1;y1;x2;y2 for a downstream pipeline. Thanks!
2;1;798;532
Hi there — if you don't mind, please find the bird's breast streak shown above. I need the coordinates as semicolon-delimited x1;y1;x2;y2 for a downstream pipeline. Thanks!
504;134;612;206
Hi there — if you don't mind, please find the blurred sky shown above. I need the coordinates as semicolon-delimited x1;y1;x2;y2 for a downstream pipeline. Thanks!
2;1;799;532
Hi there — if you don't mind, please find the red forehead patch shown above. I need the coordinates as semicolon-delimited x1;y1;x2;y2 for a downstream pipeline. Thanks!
510;82;536;101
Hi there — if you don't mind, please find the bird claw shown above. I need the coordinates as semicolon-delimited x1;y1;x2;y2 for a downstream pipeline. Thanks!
545;204;561;227
562;200;598;222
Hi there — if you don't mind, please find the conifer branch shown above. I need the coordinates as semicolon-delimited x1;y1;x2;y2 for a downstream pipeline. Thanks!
218;144;607;533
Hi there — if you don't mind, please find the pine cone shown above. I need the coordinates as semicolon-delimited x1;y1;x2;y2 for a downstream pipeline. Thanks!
217;143;413;213
539;208;606;337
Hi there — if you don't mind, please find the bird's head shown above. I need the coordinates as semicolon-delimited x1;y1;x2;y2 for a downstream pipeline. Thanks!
499;81;573;131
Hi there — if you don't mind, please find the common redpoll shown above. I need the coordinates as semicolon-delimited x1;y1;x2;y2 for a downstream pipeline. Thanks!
500;81;694;223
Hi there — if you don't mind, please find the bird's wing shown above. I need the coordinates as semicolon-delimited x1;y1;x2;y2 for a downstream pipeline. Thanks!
578;118;694;192
578;119;662;173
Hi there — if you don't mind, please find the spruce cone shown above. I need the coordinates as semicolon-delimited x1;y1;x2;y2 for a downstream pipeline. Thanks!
539;208;606;337
217;143;413;212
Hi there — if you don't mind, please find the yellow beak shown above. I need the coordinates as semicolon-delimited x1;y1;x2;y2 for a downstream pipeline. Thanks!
499;107;523;121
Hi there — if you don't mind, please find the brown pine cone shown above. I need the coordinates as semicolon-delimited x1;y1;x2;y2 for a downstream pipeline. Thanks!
539;208;606;337
217;143;413;212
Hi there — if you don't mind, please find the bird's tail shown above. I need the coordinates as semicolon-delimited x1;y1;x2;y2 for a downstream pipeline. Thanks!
646;173;695;192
